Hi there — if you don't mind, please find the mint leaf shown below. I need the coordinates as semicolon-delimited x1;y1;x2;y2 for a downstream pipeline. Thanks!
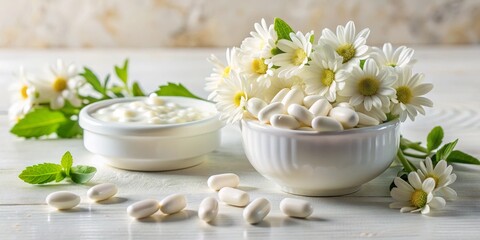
427;126;444;153
115;59;129;84
10;108;67;138
156;82;204;100
18;163;63;184
132;82;145;96
56;119;83;138
436;139;458;161
70;165;97;184
274;18;294;41
55;170;66;182
81;67;105;95
61;151;73;176
447;150;480;165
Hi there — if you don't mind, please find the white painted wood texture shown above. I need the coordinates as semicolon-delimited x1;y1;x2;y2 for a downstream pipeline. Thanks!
0;47;479;239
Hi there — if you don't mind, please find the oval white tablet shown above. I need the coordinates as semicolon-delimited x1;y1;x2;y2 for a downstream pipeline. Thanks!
218;187;250;207
159;194;187;215
303;95;325;108
46;191;81;210
280;198;313;218
127;199;160;219
198;197;219;222
270;114;300;130
287;104;314;126
207;173;240;191
311;116;344;132
309;99;332;117
87;183;118;202
270;88;290;103
329;107;359;129
246;98;268;118
335;102;354;110
281;88;304;108
258;102;285;123
243;198;271;224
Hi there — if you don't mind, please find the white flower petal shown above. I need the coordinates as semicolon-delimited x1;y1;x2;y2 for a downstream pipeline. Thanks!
421;205;430;214
408;172;423;190
429;197;446;209
422;178;435;193
400;206;417;213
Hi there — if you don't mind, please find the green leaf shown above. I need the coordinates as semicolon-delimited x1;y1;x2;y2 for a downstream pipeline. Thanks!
274;18;294;41
103;74;111;91
436;139;458;161
309;34;315;44
427;126;444;153
132;82;145;97
70;165;97;184
10;108;67;138
55;170;66;182
18;163;63;184
360;59;366;69
447;150;480;165
155;82;204;100
61;151;73;176
56;119;83;138
270;47;284;56
110;85;125;97
115;59;129;84
81;67;105;95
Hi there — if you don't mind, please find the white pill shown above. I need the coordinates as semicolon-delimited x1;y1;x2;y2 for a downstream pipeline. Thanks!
127;199;160;219
287;104;314;126
113;108;136;119
148;117;165;124
271;88;290;103
311;116;344;132
309;99;332;117
303;95;325;108
243;198;271;224
258;102;285;123
270;114;300;130
280;198;313;218
218;187;250;207
198;197;219;222
357;112;380;126
246;98;268;118
281;88;304;108
336;102;354;110
129;101;146;109
329;107;359;129
159;194;187;215
46;191;81;210
208;173;240;191
87;183;118;202
146;94;164;106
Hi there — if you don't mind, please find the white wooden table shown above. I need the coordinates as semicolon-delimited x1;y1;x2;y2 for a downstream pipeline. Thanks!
0;47;479;239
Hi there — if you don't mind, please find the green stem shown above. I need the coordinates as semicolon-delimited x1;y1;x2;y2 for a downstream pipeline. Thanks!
403;152;428;159
409;144;428;153
397;149;417;172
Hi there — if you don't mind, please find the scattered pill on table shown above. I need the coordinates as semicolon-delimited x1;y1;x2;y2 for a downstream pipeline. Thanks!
207;173;240;191
198;197;219;223
279;198;313;218
243;198;271;224
218;187;250;207
87;183;118;202
127;199;160;219
159;194;187;215
46;191;81;210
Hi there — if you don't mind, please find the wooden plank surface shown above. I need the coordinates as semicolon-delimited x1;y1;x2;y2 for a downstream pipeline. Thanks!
0;47;479;239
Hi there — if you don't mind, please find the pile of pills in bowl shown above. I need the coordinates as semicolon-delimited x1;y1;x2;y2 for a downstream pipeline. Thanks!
45;173;314;225
246;88;381;131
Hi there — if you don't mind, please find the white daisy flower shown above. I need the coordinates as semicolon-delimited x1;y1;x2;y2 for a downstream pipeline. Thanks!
215;71;261;124
240;18;277;59
236;49;274;87
269;31;313;78
354;103;388;123
391;67;433;122
339;59;396;111
371;43;416;68
205;48;239;100
8;67;38;122
417;158;457;201
302;46;347;102
390;172;446;214
319;21;370;66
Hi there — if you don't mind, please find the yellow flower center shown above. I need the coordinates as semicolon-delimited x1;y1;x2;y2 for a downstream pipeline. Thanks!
387;62;397;67
411;190;428;208
321;69;335;87
251;58;268;75
358;77;380;96
336;43;356;63
222;66;231;78
52;77;67;92
292;49;307;66
396;86;413;104
20;85;29;99
233;91;246;107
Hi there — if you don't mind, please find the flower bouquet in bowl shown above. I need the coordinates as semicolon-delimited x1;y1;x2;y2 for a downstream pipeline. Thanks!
205;18;434;196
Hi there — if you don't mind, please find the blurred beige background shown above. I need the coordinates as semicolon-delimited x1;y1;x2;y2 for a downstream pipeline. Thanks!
0;0;479;48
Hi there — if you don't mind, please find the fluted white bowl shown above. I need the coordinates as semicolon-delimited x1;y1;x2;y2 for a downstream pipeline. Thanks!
241;119;400;196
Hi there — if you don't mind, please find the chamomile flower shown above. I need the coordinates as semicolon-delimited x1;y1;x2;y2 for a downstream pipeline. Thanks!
390;67;433;122
417;158;457;201
240;18;277;59
390;172;446;214
302;46;347;102
8;67;38;122
205;48;239;100
354;103;388;123
269;31;313;78
371;43;416;69
320;21;370;66
236;49;274;87
339;59;396;111
215;71;260;124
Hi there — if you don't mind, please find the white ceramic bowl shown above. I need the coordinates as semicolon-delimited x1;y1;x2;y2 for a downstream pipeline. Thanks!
79;97;223;171
241;119;400;196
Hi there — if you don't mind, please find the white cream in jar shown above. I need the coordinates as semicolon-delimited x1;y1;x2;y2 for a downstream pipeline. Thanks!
92;94;214;124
